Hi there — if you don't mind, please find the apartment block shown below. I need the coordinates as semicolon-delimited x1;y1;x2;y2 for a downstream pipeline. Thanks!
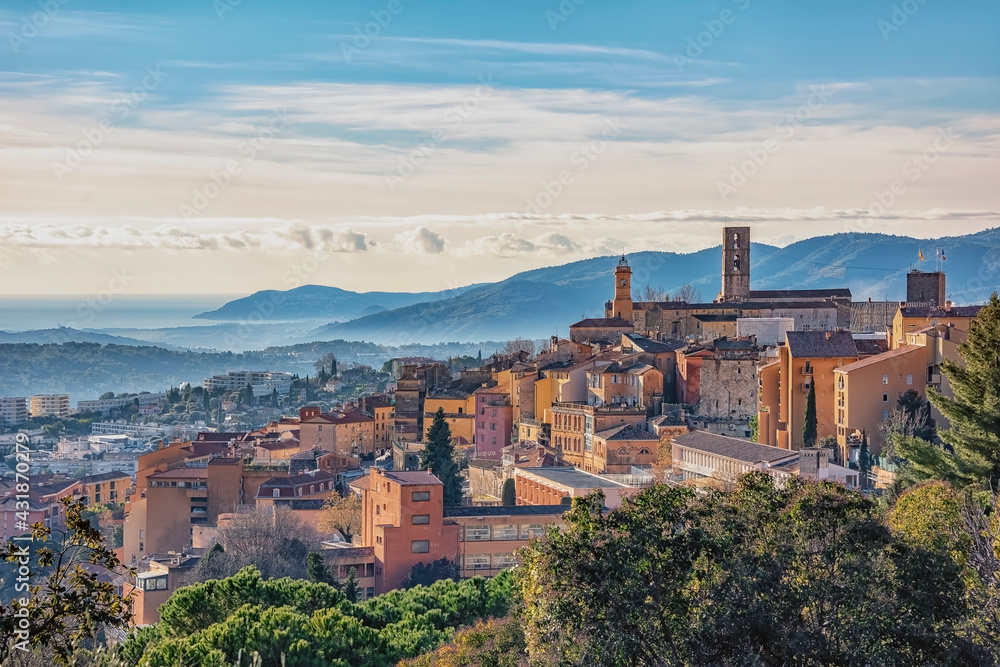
202;370;292;395
299;409;375;456
0;397;28;425
78;471;131;506
30;394;72;418
550;401;646;472
512;466;634;508
474;385;513;460
756;331;859;450
349;468;566;594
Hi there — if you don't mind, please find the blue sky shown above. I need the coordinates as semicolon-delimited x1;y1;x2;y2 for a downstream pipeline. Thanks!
1;0;998;294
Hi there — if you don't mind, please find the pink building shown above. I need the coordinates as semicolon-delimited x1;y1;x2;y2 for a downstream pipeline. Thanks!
474;386;513;460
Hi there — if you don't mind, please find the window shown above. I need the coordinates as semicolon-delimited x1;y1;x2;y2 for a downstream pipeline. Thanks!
272;488;280;497
906;374;913;385
492;409;497;418
493;553;519;568
464;525;490;541
366;587;375;599
639;448;651;455
491;437;497;445
411;491;430;502
490;423;496;431
493;524;518;540
139;529;144;539
412;514;430;525
521;523;545;539
882;374;889;385
882;410;890;420
465;553;491;569
411;540;430;553
882;393;889;403
733;255;740;270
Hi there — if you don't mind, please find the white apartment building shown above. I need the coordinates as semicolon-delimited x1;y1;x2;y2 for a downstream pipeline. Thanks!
203;371;292;396
77;392;166;416
0;397;28;424
91;421;163;438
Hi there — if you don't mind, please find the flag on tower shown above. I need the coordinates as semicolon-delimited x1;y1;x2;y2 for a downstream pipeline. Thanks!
940;249;946;261
919;249;924;261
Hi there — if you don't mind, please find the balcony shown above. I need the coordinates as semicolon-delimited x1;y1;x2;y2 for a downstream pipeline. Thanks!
802;366;814;376
928;373;941;385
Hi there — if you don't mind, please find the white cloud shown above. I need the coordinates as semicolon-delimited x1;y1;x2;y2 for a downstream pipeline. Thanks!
395;226;445;254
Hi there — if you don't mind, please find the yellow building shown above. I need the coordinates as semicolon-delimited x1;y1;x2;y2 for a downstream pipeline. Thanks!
78;471;131;506
424;392;476;445
757;331;859;450
891;303;980;349
833;344;928;464
30;394;71;418
299;410;375;455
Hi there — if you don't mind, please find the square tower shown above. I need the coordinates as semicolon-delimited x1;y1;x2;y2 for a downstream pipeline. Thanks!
720;227;751;302
906;270;946;306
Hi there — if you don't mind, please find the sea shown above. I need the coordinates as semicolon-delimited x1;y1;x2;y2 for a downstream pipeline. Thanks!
0;294;242;332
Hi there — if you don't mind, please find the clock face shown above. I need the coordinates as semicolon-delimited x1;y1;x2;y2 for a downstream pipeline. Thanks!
619;278;628;288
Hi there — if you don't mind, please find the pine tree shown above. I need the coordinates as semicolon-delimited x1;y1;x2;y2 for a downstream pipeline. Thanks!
330;356;338;377
305;375;311;402
420;408;463;506
271;388;278;407
802;382;818;448
343;567;360;603
859;430;871;490
904;292;1000;487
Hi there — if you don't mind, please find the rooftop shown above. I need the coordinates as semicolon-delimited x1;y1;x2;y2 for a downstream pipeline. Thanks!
78;471;131;484
622;333;687;353
749;288;852;300
785;331;858;358
381;470;442;486
570;317;634;329
595;424;659;441
835;344;924;373
900;304;982;318
672;431;796;464
444;505;568;518
515;466;631;490
147;467;209;480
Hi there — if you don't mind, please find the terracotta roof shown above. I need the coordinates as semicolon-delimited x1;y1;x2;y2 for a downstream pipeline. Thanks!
190;443;230;458
595;424;658;441
834;344;924;373
672;431;795;464
147;467;209;480
258;440;300;451
303;411;374;425
474;384;509;395
785;331;858;358
208;457;242;466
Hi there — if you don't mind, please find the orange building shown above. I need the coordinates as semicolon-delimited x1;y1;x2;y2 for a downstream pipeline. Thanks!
757;331;859;450
550;402;646;471
512;466;634;508
361;395;395;453
123;553;199;625
350;468;566;593
299;410;375;456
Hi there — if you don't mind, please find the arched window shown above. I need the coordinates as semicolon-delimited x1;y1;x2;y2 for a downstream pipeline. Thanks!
733;233;740;249
639;448;651;455
733;255;741;271
617;447;629;455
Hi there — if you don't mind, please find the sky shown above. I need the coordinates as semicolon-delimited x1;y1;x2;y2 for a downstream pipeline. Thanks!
0;0;998;296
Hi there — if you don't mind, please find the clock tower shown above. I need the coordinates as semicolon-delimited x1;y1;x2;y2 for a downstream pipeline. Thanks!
612;255;633;321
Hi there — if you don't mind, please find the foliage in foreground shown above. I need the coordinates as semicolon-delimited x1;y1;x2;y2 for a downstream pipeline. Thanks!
115;566;514;667
1;498;132;664
518;473;998;666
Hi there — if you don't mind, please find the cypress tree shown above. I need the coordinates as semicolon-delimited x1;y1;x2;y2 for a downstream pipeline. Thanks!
859;430;871;490
906;291;1000;487
421;407;463;506
802;382;818;448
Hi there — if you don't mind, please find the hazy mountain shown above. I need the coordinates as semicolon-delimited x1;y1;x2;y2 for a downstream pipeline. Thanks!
306;229;1000;343
194;283;484;321
0;327;173;348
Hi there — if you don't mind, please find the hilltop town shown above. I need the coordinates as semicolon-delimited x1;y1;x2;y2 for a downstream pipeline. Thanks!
1;225;988;632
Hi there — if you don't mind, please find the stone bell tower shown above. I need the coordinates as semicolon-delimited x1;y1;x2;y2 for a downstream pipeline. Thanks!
612;255;633;320
719;227;750;302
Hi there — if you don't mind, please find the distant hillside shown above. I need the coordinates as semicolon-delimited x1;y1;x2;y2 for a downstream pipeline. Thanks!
0;327;173;348
194;283;483;321
0;339;504;403
308;229;1000;343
